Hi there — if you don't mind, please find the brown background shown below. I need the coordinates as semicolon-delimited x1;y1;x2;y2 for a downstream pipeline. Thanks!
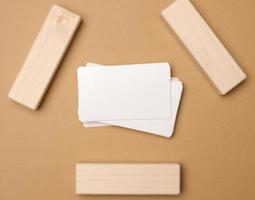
0;0;255;199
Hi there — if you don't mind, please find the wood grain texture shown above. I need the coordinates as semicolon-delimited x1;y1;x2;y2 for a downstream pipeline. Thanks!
76;163;180;195
8;5;81;110
161;0;246;95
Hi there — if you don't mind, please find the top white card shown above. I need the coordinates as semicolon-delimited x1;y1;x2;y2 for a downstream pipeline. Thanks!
77;63;171;121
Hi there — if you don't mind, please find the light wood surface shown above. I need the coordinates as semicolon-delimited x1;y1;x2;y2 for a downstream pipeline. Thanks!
161;0;246;95
76;163;180;195
8;5;81;110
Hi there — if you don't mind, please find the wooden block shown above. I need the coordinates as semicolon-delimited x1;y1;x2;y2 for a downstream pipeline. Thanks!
76;163;180;195
161;0;246;95
8;5;81;110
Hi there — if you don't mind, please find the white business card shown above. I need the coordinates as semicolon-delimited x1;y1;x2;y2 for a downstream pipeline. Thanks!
79;63;183;137
77;63;171;122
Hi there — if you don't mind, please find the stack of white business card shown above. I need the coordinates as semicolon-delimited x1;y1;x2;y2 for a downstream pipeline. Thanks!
77;62;183;137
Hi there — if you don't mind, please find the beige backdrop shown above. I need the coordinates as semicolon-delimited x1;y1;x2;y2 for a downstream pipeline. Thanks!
1;0;255;199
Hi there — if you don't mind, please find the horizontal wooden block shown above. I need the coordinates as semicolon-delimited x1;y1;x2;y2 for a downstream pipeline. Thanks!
161;0;246;95
76;163;180;195
8;5;81;110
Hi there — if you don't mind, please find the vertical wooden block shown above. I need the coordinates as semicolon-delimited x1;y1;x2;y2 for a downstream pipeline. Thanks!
161;0;246;95
8;5;81;110
76;163;181;195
